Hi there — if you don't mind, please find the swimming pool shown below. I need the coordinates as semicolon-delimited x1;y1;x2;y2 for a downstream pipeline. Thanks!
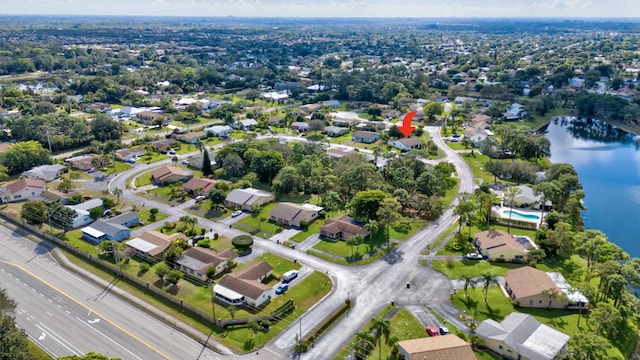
501;209;541;223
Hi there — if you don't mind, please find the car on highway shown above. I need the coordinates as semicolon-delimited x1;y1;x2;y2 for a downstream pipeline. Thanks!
439;326;450;335
231;210;243;218
275;284;289;295
425;326;440;337
464;252;483;260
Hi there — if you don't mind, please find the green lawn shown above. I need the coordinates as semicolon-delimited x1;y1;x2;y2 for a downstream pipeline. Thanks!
64;229;100;256
432;259;524;279
290;217;328;242
136;208;168;224
313;239;354;258
460;152;494;184
140;151;169;164
101;161;133;175
234;203;281;238
135;173;154;187
333;305;397;360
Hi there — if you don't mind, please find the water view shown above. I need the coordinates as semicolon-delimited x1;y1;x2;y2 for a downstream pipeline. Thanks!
544;117;640;258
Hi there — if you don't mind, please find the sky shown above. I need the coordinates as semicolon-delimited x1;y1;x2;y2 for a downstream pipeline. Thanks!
1;0;640;18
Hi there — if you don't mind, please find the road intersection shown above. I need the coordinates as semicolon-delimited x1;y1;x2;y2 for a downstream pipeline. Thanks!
8;125;475;359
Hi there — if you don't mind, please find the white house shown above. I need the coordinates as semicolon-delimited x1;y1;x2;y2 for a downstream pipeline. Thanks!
232;119;258;130
22;164;66;182
115;147;146;162
476;313;570;360
0;178;47;202
204;125;232;138
388;137;423;152
504;103;526;121
66;199;104;229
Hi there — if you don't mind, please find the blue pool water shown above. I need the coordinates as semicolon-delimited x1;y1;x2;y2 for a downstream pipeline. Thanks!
501;210;541;222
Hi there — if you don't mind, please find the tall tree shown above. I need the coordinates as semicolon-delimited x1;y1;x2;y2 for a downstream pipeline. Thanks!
462;274;477;300
0;140;52;174
504;186;523;234
454;192;476;237
370;317;391;360
364;219;378;245
21;200;48;225
251;150;284;183
376;197;401;247
481;273;499;302
0;287;31;360
202;148;213;177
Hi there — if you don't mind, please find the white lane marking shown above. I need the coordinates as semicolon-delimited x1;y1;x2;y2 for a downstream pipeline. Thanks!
39;332;46;340
37;323;82;356
46;312;53;317
75;316;143;360
88;319;100;324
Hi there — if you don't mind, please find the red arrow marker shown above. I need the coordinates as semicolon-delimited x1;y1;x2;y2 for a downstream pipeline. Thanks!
399;110;417;138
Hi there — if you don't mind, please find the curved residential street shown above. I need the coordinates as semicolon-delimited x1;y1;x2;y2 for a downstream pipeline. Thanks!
9;125;475;360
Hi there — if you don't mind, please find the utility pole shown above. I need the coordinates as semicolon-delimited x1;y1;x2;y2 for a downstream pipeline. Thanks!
209;280;217;325
45;128;52;153
113;241;120;277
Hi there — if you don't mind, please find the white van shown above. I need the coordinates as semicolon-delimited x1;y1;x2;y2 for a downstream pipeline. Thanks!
282;270;298;283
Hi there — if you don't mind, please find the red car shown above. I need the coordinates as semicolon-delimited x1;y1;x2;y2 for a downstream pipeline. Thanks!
426;326;440;337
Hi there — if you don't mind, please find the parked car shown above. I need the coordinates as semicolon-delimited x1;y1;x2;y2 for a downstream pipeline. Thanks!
426;326;440;337
464;253;483;260
195;195;206;203
192;235;205;242
168;150;176;155
275;284;289;295
282;270;298;283
231;210;243;218
439;326;450;335
181;159;189;165
126;158;136;163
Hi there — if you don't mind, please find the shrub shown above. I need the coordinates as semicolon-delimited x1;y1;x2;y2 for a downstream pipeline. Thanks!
232;235;254;248
139;262;150;273
197;239;211;248
213;233;219;240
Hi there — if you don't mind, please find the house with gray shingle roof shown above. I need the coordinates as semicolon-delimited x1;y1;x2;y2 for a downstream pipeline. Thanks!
176;247;238;280
269;202;323;228
22;164;66;182
224;188;274;212
476;312;570;360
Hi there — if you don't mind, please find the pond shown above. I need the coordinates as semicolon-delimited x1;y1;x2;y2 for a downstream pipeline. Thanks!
543;116;640;258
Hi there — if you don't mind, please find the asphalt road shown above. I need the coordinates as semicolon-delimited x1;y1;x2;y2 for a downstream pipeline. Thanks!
0;222;227;360
6;125;476;360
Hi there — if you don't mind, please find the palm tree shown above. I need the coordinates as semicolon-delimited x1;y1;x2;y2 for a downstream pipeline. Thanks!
462;274;477;300
504;186;522;234
346;237;356;258
370;317;390;360
481;273;499;302
364;219;378;245
534;181;560;228
454;192;475;237
103;140;121;173
353;330;375;360
352;234;364;256
475;184;495;229
113;187;123;204
247;319;259;338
